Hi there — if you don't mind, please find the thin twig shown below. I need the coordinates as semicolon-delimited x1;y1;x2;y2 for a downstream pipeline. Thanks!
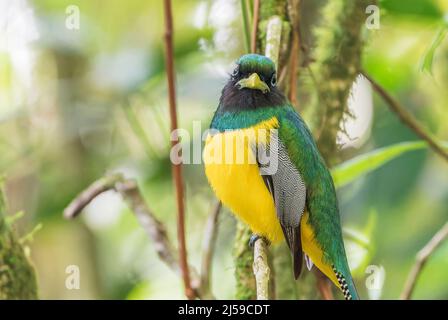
246;0;253;20
63;174;202;297
200;201;222;298
314;268;334;300
362;71;448;162
287;0;301;107
63;174;122;219
400;222;448;300
163;0;194;300
253;239;270;300
288;37;299;106
240;0;251;53
63;174;179;270
250;0;260;53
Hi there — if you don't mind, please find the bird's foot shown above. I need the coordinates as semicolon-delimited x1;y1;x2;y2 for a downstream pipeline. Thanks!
249;234;270;248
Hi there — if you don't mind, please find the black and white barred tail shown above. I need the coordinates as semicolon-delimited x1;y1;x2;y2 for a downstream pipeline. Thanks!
332;266;352;300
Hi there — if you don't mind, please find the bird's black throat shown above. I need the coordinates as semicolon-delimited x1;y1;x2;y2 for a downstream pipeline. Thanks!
217;80;287;113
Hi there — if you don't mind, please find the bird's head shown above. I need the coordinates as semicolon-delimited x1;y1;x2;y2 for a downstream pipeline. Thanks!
218;54;286;112
233;54;277;94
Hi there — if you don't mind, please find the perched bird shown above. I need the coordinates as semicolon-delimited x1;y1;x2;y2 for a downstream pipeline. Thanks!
203;54;358;300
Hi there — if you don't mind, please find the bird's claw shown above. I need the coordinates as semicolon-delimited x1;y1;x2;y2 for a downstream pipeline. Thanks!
249;234;270;248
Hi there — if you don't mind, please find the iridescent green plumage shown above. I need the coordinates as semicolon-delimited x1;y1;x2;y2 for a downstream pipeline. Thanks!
237;54;276;79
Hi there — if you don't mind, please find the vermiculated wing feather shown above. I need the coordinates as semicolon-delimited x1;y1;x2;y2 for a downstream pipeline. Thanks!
257;132;307;278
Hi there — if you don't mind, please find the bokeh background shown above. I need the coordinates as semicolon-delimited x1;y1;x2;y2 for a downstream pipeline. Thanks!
0;0;447;299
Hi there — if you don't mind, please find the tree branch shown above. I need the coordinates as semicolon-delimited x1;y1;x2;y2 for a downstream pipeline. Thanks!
250;0;260;53
312;0;375;163
400;222;448;300
0;185;38;299
234;222;257;299
314;268;334;300
63;174;122;219
362;71;448;163
240;0;251;53
253;239;270;300
287;0;301;107
63;174;202;298
163;0;194;300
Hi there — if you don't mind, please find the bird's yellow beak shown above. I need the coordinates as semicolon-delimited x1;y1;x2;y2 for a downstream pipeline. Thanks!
235;73;270;93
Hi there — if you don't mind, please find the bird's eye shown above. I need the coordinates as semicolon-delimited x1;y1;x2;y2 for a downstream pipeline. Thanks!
270;74;277;87
232;66;240;78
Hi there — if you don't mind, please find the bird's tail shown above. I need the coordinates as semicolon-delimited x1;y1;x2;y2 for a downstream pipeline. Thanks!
301;212;359;300
347;275;359;300
333;264;359;300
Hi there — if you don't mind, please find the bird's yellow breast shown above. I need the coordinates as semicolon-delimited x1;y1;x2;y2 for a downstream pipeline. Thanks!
203;117;284;242
203;117;339;287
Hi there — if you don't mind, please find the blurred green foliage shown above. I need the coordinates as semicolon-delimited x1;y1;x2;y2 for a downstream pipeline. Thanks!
0;0;447;299
332;141;447;189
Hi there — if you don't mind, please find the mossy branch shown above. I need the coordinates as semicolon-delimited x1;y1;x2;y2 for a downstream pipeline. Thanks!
233;222;257;299
0;186;38;300
311;0;376;163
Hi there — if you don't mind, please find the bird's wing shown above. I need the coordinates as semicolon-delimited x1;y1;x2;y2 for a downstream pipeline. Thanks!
277;107;359;299
256;132;307;279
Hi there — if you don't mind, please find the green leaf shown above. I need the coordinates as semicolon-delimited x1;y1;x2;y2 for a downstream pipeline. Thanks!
332;141;429;189
420;25;448;74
